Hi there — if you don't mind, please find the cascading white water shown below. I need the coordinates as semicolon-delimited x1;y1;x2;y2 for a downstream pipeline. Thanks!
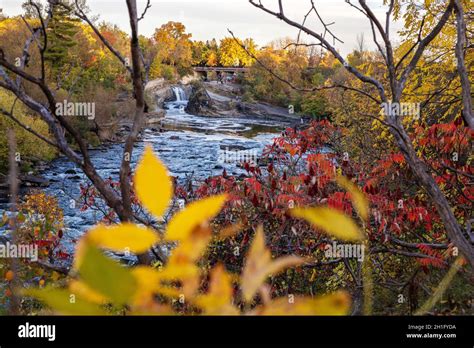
172;86;187;102
165;86;188;114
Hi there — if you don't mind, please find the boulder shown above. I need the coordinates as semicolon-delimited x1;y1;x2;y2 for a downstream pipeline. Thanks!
146;110;166;124
179;73;200;85
185;82;218;116
144;78;174;110
19;174;50;187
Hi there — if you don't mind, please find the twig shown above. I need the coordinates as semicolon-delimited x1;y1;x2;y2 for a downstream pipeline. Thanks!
7;130;20;315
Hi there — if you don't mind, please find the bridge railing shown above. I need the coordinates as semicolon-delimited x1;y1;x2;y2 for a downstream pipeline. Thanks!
192;67;249;73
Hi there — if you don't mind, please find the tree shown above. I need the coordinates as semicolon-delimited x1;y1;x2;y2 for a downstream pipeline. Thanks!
152;21;193;76
0;0;157;266
218;37;256;67
192;40;209;66
206;39;219;66
247;0;474;271
44;3;80;69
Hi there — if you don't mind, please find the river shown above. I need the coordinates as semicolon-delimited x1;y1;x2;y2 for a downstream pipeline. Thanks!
0;88;295;254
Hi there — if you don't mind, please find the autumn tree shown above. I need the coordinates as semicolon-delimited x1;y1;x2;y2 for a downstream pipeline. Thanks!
0;0;158;264
205;38;219;66
152;21;193;77
247;0;474;271
218;37;256;67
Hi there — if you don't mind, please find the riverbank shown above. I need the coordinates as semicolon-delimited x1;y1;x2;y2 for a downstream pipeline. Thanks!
0;77;304;201
185;80;303;122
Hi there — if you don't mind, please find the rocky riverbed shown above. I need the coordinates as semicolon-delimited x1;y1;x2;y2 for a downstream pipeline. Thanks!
0;83;300;260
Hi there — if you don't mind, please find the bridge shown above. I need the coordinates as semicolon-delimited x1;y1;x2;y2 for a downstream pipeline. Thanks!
193;67;249;81
193;67;249;74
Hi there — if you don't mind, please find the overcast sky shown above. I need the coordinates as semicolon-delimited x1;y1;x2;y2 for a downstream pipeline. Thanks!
1;0;403;55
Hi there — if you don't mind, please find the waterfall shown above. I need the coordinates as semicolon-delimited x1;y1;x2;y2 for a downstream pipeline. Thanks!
164;86;188;114
172;86;187;102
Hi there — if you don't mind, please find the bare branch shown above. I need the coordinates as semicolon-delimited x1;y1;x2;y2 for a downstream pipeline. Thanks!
398;1;454;97
453;0;473;128
137;0;151;22
7;130;20;315
119;0;146;224
58;0;133;75
228;29;381;104
0;106;59;149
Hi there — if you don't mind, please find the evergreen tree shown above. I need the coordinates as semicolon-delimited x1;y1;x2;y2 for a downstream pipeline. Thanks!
44;3;80;69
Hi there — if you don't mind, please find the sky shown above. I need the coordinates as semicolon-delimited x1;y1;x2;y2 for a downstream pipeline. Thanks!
0;0;403;56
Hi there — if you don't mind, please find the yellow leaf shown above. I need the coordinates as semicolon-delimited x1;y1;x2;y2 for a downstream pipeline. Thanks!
242;226;304;302
131;266;180;306
85;223;159;254
165;194;227;242
73;238;88;270
217;222;243;240
158;262;200;281
134;145;173;218
69;280;107;304
169;225;212;263
336;175;369;221
194;264;239;315
291;207;365;241
255;291;350;315
23;287;107;315
415;257;464;315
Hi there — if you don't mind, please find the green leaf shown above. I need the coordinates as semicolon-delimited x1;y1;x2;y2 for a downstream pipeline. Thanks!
23;287;106;315
0;212;8;227
78;244;137;305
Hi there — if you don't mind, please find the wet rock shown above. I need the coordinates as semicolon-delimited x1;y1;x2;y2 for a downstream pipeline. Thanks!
146;110;166;124
220;144;248;151
144;78;174;110
185;82;217;116
179;73;200;85
19;174;50;187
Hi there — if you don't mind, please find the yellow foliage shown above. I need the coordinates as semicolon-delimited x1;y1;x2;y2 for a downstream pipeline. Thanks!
291;207;366;242
25;147;352;316
134;145;173;218
242;226;304;302
84;223;160;255
194;265;239;315
336;175;369;221
165;195;227;242
254;291;350;315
